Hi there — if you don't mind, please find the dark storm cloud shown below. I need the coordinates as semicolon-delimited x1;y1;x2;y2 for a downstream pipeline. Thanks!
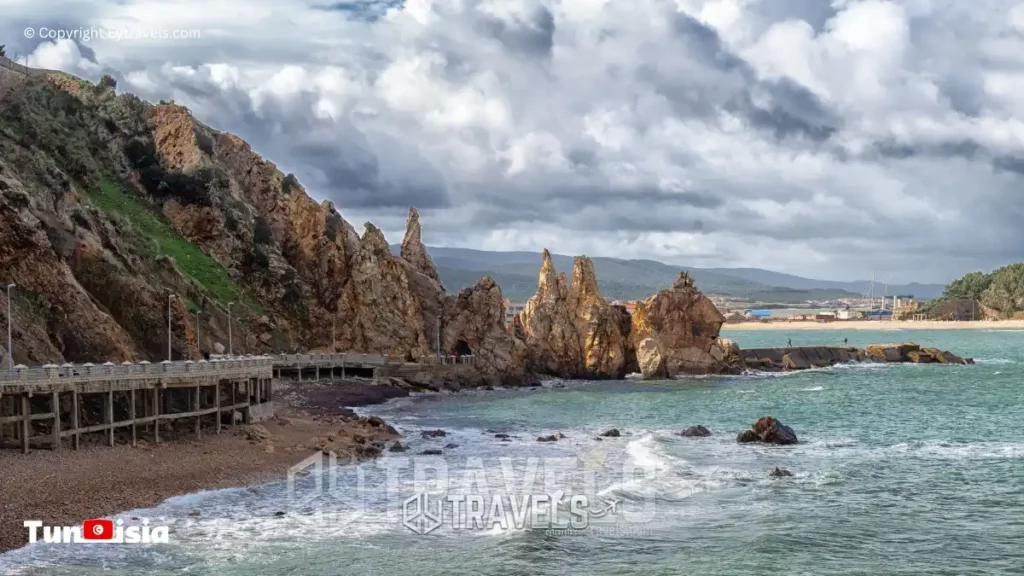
19;0;1024;283
637;12;842;142
475;6;556;59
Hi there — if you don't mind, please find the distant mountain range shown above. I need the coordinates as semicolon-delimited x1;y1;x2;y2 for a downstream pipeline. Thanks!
389;245;947;303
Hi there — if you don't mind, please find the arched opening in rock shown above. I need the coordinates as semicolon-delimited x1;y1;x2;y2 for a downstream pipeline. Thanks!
454;339;473;356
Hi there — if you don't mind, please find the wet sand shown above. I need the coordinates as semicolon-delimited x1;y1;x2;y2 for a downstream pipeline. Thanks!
0;379;407;553
721;320;1024;330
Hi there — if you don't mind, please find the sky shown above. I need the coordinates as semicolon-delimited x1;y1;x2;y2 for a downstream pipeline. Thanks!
3;0;1024;284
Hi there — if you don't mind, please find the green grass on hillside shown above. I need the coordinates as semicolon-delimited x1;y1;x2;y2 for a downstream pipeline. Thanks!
86;177;239;303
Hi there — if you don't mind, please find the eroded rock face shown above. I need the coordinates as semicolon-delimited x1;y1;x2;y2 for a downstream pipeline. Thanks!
630;301;666;379
568;257;629;378
517;252;630;378
518;250;584;377
639;272;736;376
441;276;526;375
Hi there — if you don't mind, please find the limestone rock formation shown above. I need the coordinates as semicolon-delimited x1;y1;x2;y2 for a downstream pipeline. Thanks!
567;257;629;378
630;301;666;378
517;252;630;378
517;250;584;377
638;272;738;376
0;69;458;365
401;207;442;288
441;276;526;376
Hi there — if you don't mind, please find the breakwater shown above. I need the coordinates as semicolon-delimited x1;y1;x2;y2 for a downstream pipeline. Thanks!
740;342;973;372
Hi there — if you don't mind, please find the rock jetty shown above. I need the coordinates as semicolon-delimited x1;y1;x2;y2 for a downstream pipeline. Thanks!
740;343;973;372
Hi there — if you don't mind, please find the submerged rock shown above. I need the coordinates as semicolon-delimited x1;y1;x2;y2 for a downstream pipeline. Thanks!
389;441;407;452
419;449;443;455
537;432;567;443
600;428;621;437
769;467;793;478
420;429;447;439
677;425;711;438
736;430;759;443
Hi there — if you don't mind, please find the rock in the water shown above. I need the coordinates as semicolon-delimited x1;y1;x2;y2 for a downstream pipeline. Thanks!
389;441;407;452
600;428;621;437
737;417;798;445
769;467;793;478
633;272;742;377
494;433;511;439
421;429;447;439
419;449;443;455
736;430;759;443
537;435;559;443
677;425;711;437
444;443;459;449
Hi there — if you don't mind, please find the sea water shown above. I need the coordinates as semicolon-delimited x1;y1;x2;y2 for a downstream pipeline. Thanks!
2;329;1022;575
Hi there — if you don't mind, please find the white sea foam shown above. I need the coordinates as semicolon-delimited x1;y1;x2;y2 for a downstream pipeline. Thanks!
801;386;825;391
972;358;1017;364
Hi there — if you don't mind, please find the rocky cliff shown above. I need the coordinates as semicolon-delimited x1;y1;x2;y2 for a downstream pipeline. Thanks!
0;65;743;382
0;69;449;365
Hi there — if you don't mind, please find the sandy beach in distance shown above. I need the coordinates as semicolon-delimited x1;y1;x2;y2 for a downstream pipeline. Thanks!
721;319;1024;330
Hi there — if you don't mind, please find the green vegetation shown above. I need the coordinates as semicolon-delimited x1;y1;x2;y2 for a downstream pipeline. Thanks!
86;177;239;303
0;45;6;58
923;264;1024;318
282;173;300;195
253;216;273;245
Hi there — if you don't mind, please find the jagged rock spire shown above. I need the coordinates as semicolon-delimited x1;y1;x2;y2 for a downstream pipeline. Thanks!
537;249;559;300
569;256;600;304
400;207;441;284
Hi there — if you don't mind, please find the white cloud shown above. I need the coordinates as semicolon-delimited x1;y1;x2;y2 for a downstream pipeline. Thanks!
5;0;1024;283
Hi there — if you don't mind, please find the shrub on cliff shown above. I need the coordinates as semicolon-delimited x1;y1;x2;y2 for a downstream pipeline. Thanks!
282;173;300;195
194;126;214;154
253;216;273;245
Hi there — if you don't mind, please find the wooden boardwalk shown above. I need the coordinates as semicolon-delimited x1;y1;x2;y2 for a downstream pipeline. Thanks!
0;352;477;453
0;357;274;454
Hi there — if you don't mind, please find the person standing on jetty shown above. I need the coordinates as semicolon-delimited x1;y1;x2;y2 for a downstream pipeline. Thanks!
788;338;792;347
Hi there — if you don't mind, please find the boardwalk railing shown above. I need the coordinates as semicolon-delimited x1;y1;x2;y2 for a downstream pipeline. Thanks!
0;356;274;387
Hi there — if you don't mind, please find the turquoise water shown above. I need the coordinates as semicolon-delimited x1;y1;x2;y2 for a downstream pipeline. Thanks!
3;329;1023;575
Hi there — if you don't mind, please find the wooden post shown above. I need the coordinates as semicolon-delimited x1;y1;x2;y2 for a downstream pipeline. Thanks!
230;381;236;427
106;390;114;447
215;382;221;434
194;384;201;439
71;388;80;450
152;388;160;443
20;393;30;454
315;366;320;381
51;391;61;451
130;388;137;447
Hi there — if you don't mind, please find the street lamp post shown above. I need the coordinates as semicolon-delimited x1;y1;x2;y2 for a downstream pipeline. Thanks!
6;283;14;374
227;302;234;357
194;309;202;357
167;293;174;362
